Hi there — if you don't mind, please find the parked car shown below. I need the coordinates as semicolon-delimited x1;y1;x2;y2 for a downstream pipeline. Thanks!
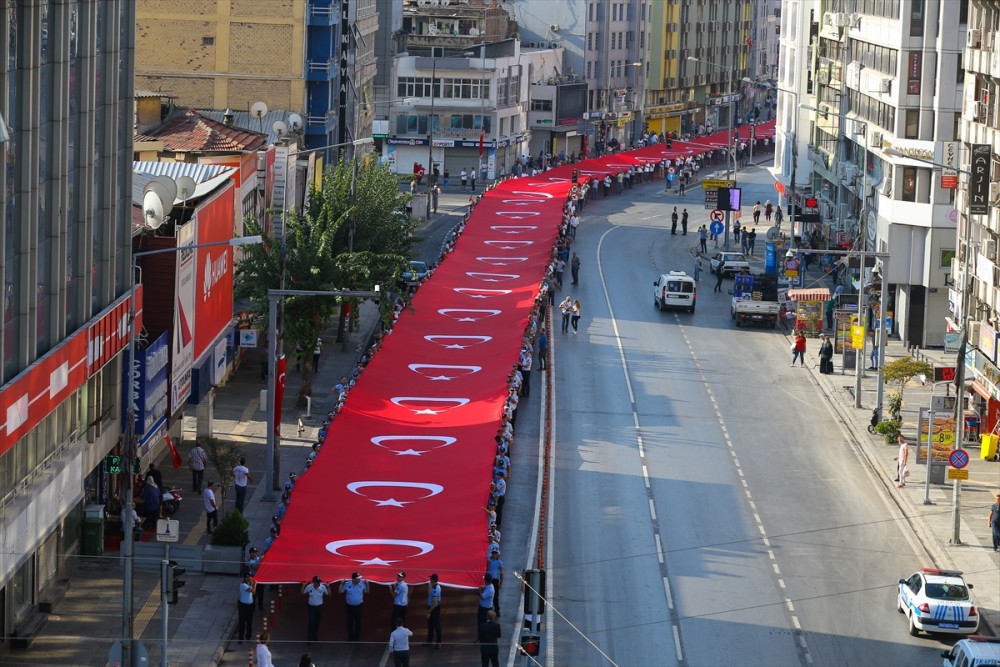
710;252;750;277
897;568;980;637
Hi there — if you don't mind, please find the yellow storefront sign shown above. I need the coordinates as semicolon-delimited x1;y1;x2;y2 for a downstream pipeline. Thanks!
851;325;865;350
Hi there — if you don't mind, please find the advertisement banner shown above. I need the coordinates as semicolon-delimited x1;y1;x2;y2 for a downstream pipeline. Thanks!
941;141;959;189
123;331;170;437
194;185;236;362
172;222;196;413
979;321;998;364
907;52;922;94
970;144;990;215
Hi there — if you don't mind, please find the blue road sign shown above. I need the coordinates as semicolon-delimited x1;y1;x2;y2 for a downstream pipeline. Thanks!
710;221;724;235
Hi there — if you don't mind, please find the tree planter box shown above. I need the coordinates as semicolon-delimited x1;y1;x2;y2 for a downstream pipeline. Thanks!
203;544;244;575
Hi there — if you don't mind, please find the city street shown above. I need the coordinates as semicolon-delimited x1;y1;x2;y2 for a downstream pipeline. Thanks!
544;164;973;666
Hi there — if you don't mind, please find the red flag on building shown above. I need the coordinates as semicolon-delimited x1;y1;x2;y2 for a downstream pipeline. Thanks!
274;355;286;436
479;129;485;157
165;435;183;468
746;37;753;49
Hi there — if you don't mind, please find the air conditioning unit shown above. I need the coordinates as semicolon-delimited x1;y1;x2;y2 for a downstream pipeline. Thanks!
990;182;1000;204
880;78;892;93
832;13;849;27
871;131;883;147
550;24;560;32
528;41;538;48
985;238;998;260
816;69;830;84
968;28;982;49
977;101;989;120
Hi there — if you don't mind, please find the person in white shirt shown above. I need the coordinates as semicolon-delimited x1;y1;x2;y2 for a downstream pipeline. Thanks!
388;619;413;667
302;576;331;642
232;457;252;514
203;481;218;534
255;632;274;667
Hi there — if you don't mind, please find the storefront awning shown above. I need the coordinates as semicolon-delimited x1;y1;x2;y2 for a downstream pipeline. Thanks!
788;288;831;301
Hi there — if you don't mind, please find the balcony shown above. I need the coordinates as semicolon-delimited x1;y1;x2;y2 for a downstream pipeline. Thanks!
306;58;335;82
307;2;336;26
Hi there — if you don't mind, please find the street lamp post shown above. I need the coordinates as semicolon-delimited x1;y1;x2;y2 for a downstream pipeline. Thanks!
605;61;642;151
120;235;261;667
264;287;380;507
688;57;741;249
884;146;976;544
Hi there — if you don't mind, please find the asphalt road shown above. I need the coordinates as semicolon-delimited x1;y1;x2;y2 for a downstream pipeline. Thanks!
546;168;950;667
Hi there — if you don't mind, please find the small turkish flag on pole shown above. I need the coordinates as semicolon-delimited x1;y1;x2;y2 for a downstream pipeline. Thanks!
165;435;183;468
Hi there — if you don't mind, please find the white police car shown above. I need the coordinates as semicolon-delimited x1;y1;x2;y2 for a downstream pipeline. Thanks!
897;568;979;636
941;636;1000;667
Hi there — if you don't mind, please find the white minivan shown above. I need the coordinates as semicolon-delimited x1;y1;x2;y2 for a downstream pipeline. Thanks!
653;271;697;313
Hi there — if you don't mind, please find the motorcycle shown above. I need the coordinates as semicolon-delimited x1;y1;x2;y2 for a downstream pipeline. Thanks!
161;488;182;517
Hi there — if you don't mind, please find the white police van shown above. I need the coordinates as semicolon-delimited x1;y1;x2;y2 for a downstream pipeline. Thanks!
653;271;696;313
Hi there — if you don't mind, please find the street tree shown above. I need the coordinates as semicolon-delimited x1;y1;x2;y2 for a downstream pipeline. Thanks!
236;155;413;405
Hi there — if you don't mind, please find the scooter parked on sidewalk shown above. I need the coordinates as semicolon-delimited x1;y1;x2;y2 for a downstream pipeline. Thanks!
162;488;182;517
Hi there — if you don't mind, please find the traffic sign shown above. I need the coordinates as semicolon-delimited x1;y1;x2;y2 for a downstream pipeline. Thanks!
710;210;725;222
157;519;180;543
701;178;737;190
710;221;724;235
949;449;969;469
774;181;786;195
947;468;969;480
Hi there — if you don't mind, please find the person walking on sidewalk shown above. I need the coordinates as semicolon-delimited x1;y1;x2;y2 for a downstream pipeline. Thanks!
774;205;783;227
752;200;761;224
204;481;218;534
237;574;257;642
460;168;468;192
989;493;1000;551
679;179;686;196
570;252;581;285
537;331;548;370
255;632;274;667
894;434;910;487
693;258;702;282
818;334;834;374
470;168;477;192
765;200;773;221
477;609;502;667
791;331;807;367
302;576;331;642
189;441;208;493
233;457;252;514
699;225;708;253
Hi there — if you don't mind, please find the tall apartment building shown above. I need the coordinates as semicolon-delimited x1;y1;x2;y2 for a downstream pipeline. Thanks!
958;0;1000;436
135;0;379;150
0;1;136;642
777;0;966;347
647;0;753;136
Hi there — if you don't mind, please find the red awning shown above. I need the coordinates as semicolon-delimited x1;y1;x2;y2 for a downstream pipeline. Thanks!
788;288;831;301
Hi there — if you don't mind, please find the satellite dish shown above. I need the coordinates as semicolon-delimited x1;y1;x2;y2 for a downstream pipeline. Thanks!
469;27;479;36
765;226;781;242
175;176;197;202
250;101;268;120
272;120;288;137
417;0;427;6
142;188;166;230
288;113;303;132
150;175;178;205
441;0;450;5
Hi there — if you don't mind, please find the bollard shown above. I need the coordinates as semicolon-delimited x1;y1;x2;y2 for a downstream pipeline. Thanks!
262;609;268;634
305;396;312;418
259;390;267;410
278;584;284;612
270;599;276;628
247;648;254;666
297;418;305;436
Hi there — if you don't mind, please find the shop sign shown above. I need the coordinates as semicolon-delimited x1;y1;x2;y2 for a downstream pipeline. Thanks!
978;321;998;364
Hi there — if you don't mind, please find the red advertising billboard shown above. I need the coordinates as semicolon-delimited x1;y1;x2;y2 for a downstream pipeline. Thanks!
194;182;236;361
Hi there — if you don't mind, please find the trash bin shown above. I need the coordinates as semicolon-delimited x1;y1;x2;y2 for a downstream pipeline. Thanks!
929;462;946;485
82;504;105;557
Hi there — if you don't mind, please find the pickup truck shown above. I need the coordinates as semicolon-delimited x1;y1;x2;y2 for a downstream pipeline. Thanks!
710;252;750;277
731;274;779;328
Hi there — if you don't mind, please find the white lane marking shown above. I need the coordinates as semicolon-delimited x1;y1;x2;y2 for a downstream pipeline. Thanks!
663;577;674;610
649;498;657;521
655;533;665;564
673;626;684;662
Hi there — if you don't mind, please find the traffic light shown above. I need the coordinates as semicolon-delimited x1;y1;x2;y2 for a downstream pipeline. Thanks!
519;634;541;657
571;169;579;184
933;366;956;383
166;560;186;604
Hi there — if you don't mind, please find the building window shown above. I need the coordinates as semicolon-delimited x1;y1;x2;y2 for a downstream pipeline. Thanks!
904;109;919;138
909;0;924;36
530;99;553;111
901;167;917;201
202;36;214;46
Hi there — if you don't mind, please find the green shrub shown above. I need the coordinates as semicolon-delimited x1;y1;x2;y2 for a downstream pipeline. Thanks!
211;510;249;547
874;418;902;444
